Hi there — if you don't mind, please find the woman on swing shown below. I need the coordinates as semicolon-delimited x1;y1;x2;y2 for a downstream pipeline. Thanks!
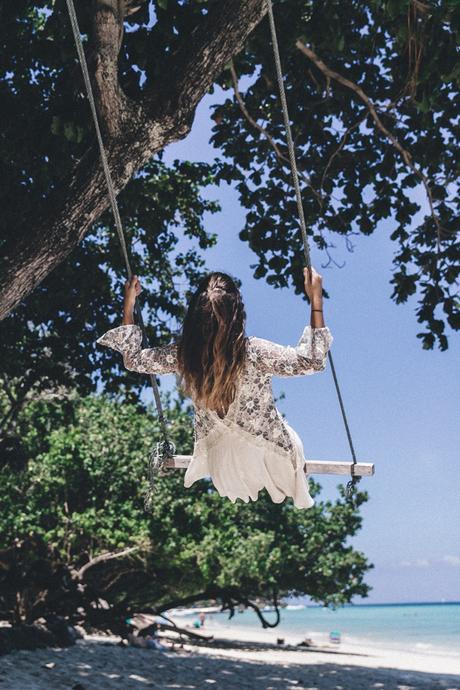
97;266;332;509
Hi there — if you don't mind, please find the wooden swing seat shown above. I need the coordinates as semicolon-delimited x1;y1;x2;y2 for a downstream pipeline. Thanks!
164;456;374;476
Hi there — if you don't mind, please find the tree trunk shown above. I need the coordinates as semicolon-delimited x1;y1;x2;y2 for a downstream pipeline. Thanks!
0;0;267;320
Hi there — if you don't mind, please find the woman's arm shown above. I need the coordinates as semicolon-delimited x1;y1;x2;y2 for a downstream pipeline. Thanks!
122;275;141;325
247;266;332;377
96;275;178;374
303;267;325;329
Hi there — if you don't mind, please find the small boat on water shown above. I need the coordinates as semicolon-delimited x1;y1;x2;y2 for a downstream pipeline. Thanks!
285;604;305;611
167;605;222;617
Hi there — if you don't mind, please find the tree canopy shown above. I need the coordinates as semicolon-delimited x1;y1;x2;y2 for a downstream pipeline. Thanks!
0;0;458;355
0;0;266;317
0;390;371;628
211;0;459;350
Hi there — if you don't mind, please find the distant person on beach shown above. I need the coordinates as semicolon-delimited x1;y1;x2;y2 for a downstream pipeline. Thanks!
127;624;147;648
98;267;332;508
199;611;206;628
126;624;165;651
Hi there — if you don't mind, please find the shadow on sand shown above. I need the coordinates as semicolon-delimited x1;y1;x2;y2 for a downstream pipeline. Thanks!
0;639;458;690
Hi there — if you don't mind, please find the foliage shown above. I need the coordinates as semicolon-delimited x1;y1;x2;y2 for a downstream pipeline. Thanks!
0;4;221;409
209;0;459;350
0;0;457;397
0;536;81;626
0;391;372;626
0;154;219;416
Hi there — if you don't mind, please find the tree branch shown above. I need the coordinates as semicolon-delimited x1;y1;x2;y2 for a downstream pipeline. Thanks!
229;60;354;248
149;3;267;123
152;589;218;615
229;61;324;207
296;40;444;252
320;115;366;197
242;592;281;629
89;0;129;136
76;546;139;580
148;620;212;642
0;0;267;320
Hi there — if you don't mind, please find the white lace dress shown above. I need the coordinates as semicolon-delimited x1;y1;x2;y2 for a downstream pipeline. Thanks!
96;323;333;509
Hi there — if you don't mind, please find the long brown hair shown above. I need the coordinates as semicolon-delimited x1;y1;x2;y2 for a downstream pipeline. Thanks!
177;272;247;416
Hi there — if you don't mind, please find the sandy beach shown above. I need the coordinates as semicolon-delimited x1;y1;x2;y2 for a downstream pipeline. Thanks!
1;622;459;690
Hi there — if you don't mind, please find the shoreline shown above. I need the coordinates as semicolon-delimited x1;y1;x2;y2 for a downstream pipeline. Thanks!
1;625;458;690
171;618;460;676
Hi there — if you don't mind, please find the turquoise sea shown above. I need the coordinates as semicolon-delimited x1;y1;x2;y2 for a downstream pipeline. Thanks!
202;603;460;659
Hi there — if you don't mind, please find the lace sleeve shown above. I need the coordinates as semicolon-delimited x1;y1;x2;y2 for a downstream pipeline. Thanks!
248;325;333;377
96;324;178;375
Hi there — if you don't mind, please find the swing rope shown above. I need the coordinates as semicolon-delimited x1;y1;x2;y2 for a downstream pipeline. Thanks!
65;0;175;503
266;0;360;497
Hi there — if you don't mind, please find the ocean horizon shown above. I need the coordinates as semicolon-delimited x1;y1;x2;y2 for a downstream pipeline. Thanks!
303;600;460;607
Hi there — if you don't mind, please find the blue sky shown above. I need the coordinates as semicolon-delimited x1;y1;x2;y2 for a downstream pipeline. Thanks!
157;89;460;605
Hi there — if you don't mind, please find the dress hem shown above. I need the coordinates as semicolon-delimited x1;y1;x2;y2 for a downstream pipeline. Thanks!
183;422;314;510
